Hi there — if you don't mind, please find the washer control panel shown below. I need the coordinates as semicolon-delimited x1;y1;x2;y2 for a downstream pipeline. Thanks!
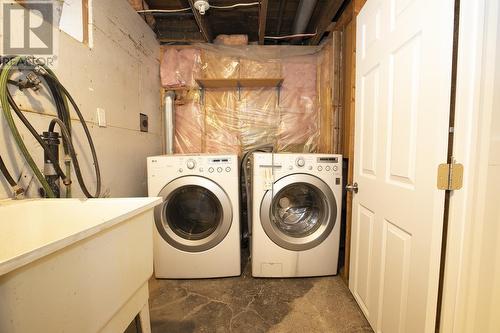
254;153;342;177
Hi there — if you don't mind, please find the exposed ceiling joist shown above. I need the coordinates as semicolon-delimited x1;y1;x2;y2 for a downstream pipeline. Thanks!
258;0;269;44
187;0;213;42
308;0;344;45
158;36;206;43
276;0;287;34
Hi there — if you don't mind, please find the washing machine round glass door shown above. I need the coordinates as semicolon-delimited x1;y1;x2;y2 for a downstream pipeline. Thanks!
260;174;337;251
155;176;233;252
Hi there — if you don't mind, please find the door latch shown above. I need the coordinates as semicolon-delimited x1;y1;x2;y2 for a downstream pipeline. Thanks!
346;182;359;194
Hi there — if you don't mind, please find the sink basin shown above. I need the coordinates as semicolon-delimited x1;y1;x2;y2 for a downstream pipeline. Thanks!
0;197;161;333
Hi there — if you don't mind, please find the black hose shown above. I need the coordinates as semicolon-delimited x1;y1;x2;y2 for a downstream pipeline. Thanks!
43;73;101;198
0;58;100;198
48;118;97;198
240;144;274;246
45;77;71;151
0;154;16;187
5;87;70;185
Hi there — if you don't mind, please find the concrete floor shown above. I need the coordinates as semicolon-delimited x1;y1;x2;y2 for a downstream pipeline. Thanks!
127;251;373;333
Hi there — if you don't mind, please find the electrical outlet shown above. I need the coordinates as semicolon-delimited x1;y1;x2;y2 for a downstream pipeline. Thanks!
97;108;106;127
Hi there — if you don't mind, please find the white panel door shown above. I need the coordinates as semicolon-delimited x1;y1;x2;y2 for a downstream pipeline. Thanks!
349;0;455;332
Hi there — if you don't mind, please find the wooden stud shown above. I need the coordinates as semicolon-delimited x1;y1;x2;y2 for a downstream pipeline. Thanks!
82;0;89;45
341;19;357;284
339;0;367;284
258;0;269;45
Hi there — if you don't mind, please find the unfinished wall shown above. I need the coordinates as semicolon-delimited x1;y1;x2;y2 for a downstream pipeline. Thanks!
0;0;161;199
161;44;337;156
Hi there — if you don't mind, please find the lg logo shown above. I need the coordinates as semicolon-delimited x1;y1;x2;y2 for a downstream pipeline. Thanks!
2;1;54;55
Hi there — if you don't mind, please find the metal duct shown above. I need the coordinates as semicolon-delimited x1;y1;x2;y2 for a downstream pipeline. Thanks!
164;91;175;154
292;0;318;34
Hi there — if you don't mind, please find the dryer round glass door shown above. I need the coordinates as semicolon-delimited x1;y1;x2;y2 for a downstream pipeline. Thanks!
155;176;233;252
260;174;337;251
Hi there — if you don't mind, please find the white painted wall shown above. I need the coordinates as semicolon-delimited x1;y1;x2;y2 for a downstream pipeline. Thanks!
0;0;161;199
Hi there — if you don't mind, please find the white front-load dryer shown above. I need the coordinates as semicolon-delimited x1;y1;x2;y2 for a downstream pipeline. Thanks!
251;153;342;277
147;154;240;278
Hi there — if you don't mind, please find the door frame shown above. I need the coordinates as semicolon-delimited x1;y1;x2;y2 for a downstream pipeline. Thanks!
440;0;500;330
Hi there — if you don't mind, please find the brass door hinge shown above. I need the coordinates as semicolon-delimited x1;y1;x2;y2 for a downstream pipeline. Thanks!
437;161;464;190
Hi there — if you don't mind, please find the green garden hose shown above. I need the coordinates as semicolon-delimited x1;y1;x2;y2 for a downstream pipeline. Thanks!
0;56;101;198
0;57;56;197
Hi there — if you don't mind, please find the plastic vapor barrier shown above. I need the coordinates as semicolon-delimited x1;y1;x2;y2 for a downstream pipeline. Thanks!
161;42;335;156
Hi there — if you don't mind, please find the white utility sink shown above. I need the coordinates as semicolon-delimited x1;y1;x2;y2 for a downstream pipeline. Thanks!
0;197;162;333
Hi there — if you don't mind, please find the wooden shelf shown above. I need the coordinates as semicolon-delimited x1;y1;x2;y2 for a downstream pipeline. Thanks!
195;78;284;89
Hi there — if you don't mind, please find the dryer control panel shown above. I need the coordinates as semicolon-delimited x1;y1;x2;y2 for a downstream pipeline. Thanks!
148;154;235;175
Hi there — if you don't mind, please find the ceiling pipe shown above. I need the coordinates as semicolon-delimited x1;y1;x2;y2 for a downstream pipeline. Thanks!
291;0;318;34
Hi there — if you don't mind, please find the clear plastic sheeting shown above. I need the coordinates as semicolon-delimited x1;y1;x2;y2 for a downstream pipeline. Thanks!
161;48;201;88
205;91;241;154
278;55;318;152
200;51;240;79
240;59;281;78
161;42;336;156
194;43;325;61
239;89;279;152
174;101;203;153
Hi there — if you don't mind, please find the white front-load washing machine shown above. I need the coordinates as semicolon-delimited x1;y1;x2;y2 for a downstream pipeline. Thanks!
147;154;240;278
251;153;342;277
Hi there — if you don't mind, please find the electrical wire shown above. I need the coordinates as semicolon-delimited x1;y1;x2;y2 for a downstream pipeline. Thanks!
210;2;259;9
136;8;190;13
264;32;317;39
136;2;260;13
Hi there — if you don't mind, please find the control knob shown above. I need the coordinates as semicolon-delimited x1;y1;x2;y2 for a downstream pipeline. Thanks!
296;157;305;168
186;159;196;169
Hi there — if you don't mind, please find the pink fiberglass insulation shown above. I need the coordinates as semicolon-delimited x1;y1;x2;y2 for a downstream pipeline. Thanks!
161;48;201;88
214;34;249;46
239;89;279;152
128;0;143;10
278;56;319;151
174;102;203;153
204;91;241;155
